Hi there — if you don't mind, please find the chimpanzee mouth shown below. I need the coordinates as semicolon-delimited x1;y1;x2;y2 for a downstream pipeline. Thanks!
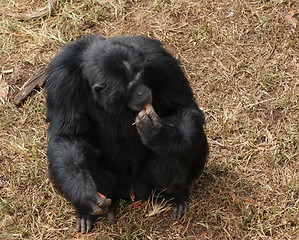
128;103;148;112
127;95;152;112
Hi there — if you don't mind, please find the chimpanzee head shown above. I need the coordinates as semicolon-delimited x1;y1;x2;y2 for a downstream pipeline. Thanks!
82;41;152;113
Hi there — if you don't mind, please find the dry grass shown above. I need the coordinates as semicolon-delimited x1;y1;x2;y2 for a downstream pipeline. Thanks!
0;0;298;239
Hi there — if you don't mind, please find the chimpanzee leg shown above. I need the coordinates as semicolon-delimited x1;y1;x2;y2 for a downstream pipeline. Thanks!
134;155;191;218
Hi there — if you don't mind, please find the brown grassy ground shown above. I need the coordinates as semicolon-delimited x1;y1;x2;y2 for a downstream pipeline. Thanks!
0;0;298;239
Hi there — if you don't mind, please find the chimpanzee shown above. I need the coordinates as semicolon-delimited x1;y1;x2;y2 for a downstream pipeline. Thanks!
45;34;208;233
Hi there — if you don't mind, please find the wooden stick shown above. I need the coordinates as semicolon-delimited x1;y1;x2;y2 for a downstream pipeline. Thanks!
14;66;47;105
8;0;58;21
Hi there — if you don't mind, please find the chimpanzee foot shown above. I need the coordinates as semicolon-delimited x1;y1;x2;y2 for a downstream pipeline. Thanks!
76;213;94;234
172;201;188;219
76;192;112;233
107;207;116;224
76;207;116;234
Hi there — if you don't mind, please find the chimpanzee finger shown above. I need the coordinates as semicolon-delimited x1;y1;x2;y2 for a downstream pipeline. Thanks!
93;193;112;208
76;217;81;233
183;202;188;215
172;204;178;218
90;201;109;215
86;218;92;233
138;109;150;123
173;201;188;219
76;215;93;234
136;115;152;133
144;104;163;128
147;111;162;127
76;217;82;233
135;115;140;124
135;109;148;127
176;203;185;219
144;104;155;113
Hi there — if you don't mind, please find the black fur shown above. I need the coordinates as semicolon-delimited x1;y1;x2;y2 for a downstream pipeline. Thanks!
46;35;208;233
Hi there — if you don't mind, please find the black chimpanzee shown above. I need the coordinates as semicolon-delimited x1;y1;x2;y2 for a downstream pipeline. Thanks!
45;34;208;233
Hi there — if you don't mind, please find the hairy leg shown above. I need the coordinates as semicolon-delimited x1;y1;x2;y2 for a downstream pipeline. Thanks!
134;155;190;218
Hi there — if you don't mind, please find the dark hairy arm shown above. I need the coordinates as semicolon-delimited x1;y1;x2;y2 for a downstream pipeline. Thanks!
135;104;205;157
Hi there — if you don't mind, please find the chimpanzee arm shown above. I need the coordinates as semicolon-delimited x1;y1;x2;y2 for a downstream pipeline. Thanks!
47;135;111;233
135;104;206;157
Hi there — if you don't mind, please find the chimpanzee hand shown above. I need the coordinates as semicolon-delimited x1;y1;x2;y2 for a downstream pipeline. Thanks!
135;104;177;155
76;192;111;234
135;104;163;138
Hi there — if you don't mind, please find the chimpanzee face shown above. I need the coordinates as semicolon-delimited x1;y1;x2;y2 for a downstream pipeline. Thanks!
82;42;152;113
90;67;152;113
122;68;152;111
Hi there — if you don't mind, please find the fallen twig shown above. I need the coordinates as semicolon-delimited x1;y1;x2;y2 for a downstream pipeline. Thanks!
14;66;47;105
8;0;58;21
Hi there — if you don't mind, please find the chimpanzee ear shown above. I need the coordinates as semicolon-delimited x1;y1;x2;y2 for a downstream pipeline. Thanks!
93;84;106;92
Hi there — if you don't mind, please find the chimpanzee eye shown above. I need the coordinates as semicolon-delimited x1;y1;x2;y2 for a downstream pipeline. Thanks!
93;84;106;92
